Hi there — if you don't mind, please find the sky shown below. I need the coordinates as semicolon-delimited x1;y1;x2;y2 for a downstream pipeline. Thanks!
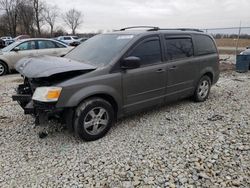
46;0;250;33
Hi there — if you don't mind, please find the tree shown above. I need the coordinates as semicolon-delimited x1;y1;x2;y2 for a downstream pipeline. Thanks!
43;5;58;37
0;0;20;36
32;0;45;36
63;8;83;35
17;0;35;35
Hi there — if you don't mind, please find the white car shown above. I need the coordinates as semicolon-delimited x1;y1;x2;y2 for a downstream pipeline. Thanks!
57;36;79;45
0;38;74;76
1;36;14;46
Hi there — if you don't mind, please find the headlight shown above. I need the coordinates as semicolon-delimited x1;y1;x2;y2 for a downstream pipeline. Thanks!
32;87;62;102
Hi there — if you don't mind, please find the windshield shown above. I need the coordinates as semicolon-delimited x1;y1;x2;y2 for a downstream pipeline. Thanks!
1;41;20;52
65;34;134;66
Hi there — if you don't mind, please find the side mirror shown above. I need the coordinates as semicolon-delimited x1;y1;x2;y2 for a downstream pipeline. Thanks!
121;56;141;69
13;47;20;52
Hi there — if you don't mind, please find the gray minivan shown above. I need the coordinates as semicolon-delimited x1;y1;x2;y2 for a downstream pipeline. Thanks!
13;27;220;141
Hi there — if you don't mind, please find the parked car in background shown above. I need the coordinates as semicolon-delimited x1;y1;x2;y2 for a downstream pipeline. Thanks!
12;27;220;141
14;35;30;41
79;37;89;43
57;36;79;45
1;36;15;46
0;38;74;76
0;39;5;48
69;40;81;46
240;49;250;55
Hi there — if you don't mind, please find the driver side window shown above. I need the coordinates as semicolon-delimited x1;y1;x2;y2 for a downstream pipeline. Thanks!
17;41;36;51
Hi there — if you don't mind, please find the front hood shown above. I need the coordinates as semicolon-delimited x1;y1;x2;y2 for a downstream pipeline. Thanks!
15;56;96;78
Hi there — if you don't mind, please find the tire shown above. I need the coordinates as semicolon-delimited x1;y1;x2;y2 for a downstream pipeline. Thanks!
74;97;114;141
0;61;7;76
193;75;211;102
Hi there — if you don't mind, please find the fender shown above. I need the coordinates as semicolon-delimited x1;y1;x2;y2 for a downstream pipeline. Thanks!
56;84;123;111
198;66;215;84
0;58;10;72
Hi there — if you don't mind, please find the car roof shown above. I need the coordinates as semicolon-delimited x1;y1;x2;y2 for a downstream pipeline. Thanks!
19;38;64;42
105;27;208;37
59;36;78;37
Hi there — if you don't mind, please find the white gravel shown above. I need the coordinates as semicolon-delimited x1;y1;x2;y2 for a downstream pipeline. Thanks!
0;71;250;187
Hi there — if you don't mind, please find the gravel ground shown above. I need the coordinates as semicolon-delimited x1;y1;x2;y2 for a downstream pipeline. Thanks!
0;71;250;188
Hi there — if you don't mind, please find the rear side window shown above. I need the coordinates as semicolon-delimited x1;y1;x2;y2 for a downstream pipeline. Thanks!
165;38;194;60
55;42;66;48
38;40;57;49
129;38;161;66
194;35;217;55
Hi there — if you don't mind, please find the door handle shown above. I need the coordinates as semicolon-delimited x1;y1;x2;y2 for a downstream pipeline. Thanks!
156;68;165;73
169;65;177;70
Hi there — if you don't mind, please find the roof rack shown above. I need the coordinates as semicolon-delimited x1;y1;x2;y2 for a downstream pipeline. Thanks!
119;26;203;32
159;28;203;32
120;26;160;31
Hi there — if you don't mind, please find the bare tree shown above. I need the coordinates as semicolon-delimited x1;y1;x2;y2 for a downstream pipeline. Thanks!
32;0;45;36
43;5;58;37
17;0;35;35
63;8;83;35
0;0;20;36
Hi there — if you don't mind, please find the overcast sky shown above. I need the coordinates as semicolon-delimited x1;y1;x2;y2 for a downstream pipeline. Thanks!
47;0;250;33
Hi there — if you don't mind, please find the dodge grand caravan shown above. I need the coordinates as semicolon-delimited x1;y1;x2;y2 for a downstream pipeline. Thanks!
13;26;220;141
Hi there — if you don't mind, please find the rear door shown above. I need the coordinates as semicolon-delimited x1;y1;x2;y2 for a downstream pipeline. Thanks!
164;35;198;100
37;40;61;57
122;36;167;113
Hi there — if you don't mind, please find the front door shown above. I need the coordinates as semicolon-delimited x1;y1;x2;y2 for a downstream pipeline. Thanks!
8;40;37;67
122;36;166;113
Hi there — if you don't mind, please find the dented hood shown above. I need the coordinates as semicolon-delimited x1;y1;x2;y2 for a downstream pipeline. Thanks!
15;56;96;78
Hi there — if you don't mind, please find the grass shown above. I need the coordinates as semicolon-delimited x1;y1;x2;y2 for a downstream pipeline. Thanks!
215;38;250;48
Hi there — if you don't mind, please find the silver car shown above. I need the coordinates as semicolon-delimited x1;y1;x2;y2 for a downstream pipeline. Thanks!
0;38;74;76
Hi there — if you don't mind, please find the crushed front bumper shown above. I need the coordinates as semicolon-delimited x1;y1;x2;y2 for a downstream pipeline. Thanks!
12;81;74;128
12;93;63;124
12;94;34;114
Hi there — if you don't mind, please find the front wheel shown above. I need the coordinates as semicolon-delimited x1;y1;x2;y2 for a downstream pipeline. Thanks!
74;98;114;141
193;75;211;102
0;61;7;76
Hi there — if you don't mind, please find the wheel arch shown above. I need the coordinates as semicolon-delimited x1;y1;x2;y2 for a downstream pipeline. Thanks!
83;93;119;120
203;72;213;83
57;85;123;119
199;67;215;84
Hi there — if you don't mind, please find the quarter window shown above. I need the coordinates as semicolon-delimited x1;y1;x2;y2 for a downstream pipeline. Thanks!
165;38;194;60
129;39;161;66
194;35;217;55
55;42;66;48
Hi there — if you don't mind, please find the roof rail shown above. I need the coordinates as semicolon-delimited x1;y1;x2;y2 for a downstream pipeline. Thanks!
159;28;203;32
120;26;159;31
118;27;203;32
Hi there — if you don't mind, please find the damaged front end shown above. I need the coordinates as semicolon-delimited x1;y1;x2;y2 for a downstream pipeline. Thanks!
13;75;72;125
12;56;96;125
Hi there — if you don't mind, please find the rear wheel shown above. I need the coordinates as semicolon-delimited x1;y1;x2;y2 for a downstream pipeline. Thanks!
193;75;211;102
74;98;114;141
0;61;7;76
